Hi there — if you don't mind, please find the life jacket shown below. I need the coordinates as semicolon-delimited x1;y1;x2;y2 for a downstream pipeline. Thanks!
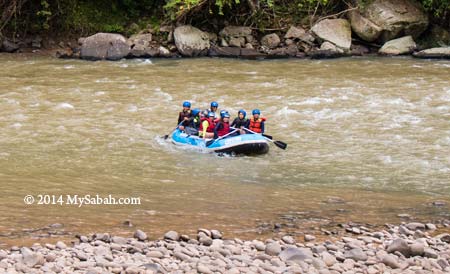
232;118;248;128
249;117;266;133
199;117;215;132
178;110;191;125
216;121;230;137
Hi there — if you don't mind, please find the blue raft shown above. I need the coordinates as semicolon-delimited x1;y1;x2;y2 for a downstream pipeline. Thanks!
171;129;269;155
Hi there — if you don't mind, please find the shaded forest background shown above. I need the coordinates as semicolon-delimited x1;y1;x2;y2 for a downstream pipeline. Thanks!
0;0;449;39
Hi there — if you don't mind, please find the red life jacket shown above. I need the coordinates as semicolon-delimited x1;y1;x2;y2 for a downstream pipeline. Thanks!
216;121;230;137
199;117;215;132
249;117;266;133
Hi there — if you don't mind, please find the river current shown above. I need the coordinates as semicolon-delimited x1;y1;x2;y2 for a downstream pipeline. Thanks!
0;54;449;246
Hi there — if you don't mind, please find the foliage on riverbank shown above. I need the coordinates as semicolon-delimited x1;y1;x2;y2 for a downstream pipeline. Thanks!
0;0;449;39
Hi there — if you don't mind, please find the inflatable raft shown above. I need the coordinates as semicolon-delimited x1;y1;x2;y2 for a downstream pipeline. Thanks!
171;128;269;155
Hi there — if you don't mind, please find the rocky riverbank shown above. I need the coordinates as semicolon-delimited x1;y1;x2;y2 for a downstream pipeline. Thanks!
2;222;450;274
1;0;449;60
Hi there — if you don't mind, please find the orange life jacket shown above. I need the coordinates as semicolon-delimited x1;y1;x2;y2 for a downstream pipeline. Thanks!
249;117;266;133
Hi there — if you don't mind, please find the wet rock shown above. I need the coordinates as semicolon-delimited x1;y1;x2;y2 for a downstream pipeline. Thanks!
387;239;411;257
279;247;313;263
173;25;210;57
379;35;416;55
240;48;267;59
311;19;352;50
80;33;130;61
261;33;280;49
208;45;241;57
265;242;281;256
133;229;148;241
413;47;450;59
164;231;180;241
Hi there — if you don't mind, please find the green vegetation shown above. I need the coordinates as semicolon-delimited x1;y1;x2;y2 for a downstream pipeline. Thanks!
0;0;448;39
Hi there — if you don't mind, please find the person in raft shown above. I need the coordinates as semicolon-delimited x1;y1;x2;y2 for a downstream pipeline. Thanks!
230;109;249;135
214;111;231;139
199;111;216;139
177;101;193;131
209;101;219;119
248;109;266;134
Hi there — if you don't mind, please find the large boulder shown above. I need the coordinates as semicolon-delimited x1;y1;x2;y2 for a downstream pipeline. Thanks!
127;33;159;57
350;0;428;43
1;39;20;53
311;19;352;50
379;35;416;55
261;33;280;49
347;10;382;42
413;47;450;59
174;25;210;56
80;33;130;60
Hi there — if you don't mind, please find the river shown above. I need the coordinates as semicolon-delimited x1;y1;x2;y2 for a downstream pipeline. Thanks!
0;54;449;247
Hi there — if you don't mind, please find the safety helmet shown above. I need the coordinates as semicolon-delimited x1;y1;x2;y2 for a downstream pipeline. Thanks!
220;110;230;119
192;108;200;116
210;101;219;108
208;111;215;117
252;109;261;115
238;109;247;118
202;109;209;117
183;101;191;108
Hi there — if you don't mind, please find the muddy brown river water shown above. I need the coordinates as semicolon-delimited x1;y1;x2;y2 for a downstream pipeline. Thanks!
0;54;449;247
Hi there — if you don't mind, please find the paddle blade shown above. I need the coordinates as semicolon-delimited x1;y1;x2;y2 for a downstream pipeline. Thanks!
274;140;287;150
262;134;273;140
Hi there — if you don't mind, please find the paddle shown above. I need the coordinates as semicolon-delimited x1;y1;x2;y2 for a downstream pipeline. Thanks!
205;128;239;147
163;122;183;140
231;127;287;150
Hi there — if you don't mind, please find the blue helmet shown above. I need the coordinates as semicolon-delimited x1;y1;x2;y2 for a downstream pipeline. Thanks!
210;101;219;108
252;109;261;115
220;110;230;119
238;109;247;118
192;108;200;116
208;111;215;117
183;101;191;108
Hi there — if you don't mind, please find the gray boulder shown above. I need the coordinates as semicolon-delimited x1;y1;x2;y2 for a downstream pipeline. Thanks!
347;10;382;42
351;0;428;43
344;248;367;261
21;247;45;267
261;33;281;49
80;33;130;60
2;39;20;53
387;238;410;257
279;247;313;263
265;242;282;256
311;19;352;50
413;47;450;59
127;33;159;57
285;26;306;40
379;35;416;55
174;25;210;56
